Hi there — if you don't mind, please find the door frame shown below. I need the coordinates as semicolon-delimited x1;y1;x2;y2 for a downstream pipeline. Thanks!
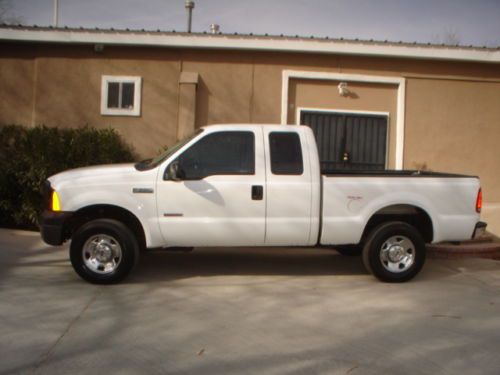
280;70;405;169
296;107;390;169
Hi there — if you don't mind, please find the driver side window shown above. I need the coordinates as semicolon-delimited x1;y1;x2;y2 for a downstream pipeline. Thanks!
176;131;255;180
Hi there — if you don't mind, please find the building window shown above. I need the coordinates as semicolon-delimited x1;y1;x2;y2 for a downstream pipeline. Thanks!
100;76;142;116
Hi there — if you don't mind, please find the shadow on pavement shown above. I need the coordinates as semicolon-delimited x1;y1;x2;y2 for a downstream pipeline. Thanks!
129;247;367;283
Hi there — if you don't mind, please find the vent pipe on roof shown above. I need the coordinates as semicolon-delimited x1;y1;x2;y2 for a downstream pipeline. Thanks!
210;24;220;34
185;0;195;33
53;0;59;27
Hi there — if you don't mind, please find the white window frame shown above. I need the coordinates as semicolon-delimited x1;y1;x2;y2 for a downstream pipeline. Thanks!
296;107;390;169
100;75;142;116
281;70;406;169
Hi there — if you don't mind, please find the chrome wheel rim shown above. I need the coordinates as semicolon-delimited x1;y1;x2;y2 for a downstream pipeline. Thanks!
379;235;415;273
82;234;122;274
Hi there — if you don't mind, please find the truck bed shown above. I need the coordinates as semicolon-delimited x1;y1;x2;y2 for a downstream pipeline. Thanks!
319;171;480;246
321;169;476;178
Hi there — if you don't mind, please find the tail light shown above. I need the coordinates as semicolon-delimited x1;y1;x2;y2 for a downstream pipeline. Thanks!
476;188;482;213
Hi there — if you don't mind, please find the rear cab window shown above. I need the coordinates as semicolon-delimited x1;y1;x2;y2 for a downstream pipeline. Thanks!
269;132;303;175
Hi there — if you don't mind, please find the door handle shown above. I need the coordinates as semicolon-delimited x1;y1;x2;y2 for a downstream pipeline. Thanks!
251;185;263;200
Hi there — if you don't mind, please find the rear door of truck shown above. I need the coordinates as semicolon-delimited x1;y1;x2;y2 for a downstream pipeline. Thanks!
262;127;319;246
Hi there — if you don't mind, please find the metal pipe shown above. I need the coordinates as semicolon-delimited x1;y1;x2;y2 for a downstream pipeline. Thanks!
53;0;59;27
185;0;194;33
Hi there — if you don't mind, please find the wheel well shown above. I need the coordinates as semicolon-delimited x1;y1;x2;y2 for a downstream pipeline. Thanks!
68;205;147;250
362;205;433;244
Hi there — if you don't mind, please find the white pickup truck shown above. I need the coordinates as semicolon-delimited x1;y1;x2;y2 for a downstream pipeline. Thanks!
40;124;486;284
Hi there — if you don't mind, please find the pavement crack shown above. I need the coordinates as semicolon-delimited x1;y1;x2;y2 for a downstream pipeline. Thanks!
32;287;103;372
431;314;462;319
346;364;359;373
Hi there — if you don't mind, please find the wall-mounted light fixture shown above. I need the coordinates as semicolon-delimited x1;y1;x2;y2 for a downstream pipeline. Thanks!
338;82;349;96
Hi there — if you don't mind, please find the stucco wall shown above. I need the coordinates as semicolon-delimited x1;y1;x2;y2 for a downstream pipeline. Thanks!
0;57;34;126
29;47;181;156
0;45;182;156
181;50;254;127
405;78;500;202
0;42;499;209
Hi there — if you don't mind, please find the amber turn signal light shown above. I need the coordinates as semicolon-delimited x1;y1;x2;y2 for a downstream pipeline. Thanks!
51;190;61;212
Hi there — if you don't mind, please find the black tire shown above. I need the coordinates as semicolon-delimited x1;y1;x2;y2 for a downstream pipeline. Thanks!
335;245;363;257
70;219;139;284
362;221;426;283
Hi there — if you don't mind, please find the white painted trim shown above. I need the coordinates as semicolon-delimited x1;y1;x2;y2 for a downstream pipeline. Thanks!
281;70;405;169
281;71;290;125
296;107;390;121
0;28;499;63
100;75;142;116
296;107;390;169
396;79;406;170
483;203;500;209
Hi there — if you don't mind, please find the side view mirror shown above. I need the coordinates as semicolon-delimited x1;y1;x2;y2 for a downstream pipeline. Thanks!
167;161;183;181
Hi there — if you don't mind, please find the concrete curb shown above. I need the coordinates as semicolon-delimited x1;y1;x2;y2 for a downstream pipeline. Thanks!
427;241;500;260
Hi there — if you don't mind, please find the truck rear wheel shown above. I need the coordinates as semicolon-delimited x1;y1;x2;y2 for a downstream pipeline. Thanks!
70;219;139;284
362;221;426;282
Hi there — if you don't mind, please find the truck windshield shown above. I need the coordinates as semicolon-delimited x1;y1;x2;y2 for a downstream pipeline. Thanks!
135;129;204;171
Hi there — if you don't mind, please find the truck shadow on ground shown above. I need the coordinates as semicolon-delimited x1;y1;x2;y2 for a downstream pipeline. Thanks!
129;247;368;283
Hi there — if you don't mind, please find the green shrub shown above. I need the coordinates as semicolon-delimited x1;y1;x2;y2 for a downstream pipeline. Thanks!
0;125;136;228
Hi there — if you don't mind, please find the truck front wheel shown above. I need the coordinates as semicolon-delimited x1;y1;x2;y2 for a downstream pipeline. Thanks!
70;219;139;284
362;221;426;283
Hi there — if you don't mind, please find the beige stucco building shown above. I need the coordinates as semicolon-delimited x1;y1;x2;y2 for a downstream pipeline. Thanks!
1;25;499;234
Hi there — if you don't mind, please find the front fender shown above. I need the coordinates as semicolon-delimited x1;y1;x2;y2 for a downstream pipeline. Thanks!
57;188;162;248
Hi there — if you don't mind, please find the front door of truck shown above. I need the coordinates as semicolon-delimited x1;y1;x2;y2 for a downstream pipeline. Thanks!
156;128;266;247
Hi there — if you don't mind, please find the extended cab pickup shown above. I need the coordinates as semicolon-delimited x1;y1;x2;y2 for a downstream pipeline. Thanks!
40;124;486;284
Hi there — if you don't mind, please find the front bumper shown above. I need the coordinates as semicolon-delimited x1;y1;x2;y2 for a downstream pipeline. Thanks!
472;221;487;239
40;210;73;246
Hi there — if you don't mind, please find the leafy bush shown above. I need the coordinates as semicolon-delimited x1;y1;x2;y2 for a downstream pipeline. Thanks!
0;125;136;228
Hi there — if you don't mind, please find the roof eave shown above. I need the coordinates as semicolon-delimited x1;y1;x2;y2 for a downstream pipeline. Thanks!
0;28;499;64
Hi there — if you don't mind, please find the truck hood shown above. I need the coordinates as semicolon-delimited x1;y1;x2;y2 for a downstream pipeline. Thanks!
48;163;141;189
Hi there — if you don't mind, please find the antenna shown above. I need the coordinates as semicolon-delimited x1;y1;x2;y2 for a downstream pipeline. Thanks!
185;0;195;33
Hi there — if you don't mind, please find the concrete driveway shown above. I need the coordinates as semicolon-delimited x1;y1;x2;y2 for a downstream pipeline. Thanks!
1;228;500;375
